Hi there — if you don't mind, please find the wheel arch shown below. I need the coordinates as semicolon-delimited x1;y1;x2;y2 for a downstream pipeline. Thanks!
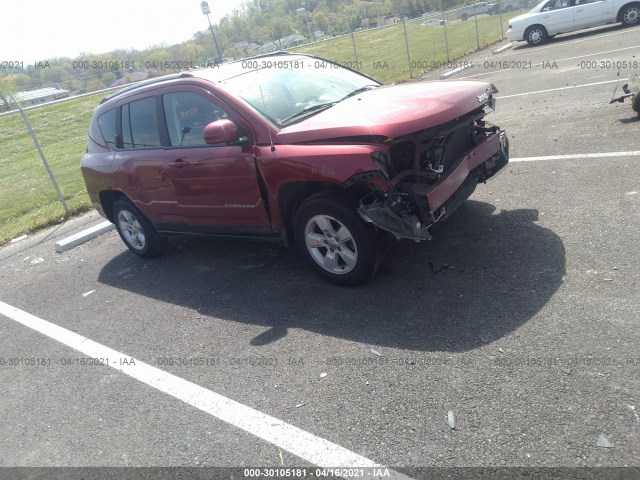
617;1;640;22
524;23;548;42
277;180;374;246
99;190;127;223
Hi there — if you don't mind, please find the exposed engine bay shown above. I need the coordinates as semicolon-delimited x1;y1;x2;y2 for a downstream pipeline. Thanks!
347;106;509;241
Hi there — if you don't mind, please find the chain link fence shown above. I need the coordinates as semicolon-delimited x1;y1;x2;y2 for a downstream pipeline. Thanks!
290;0;533;83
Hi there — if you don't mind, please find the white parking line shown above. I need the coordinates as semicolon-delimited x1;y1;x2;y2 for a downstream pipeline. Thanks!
511;151;640;162
0;300;412;479
460;44;640;80
497;78;628;98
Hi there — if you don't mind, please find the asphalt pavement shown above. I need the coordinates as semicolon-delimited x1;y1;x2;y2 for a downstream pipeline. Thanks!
1;23;639;478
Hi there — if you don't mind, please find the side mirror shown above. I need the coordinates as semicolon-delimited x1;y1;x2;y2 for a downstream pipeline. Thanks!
203;119;239;144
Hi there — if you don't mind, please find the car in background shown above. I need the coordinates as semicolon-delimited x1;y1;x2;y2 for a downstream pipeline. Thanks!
457;2;497;20
421;18;448;25
81;53;508;286
492;0;536;13
507;0;639;45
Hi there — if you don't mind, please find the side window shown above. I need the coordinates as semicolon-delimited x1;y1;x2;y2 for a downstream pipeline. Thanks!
97;109;117;148
162;92;230;147
121;104;133;149
544;0;570;9
128;97;161;148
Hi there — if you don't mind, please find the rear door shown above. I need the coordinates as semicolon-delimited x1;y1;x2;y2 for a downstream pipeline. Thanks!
573;0;614;28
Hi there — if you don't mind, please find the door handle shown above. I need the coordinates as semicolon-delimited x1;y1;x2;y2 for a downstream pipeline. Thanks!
169;158;192;168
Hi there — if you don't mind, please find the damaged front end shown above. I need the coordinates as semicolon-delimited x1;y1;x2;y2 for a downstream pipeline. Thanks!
348;101;509;241
610;71;640;115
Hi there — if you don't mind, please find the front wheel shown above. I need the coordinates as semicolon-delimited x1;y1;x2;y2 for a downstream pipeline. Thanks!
293;193;383;286
620;4;640;25
113;198;165;258
525;25;548;45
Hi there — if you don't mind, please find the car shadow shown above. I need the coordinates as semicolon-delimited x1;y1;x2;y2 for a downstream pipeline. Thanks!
98;200;565;352
618;115;640;123
512;23;626;50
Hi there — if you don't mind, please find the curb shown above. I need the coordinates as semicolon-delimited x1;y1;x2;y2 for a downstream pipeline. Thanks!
493;43;514;54
55;221;115;253
440;62;475;79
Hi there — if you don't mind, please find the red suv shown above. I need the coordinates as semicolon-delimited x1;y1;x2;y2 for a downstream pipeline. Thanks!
81;53;508;286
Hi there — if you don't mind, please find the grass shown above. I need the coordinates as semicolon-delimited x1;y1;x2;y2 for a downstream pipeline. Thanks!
291;15;510;84
0;15;512;246
0;93;104;245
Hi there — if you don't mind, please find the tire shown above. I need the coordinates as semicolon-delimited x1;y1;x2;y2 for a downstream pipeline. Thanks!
632;93;640;114
113;198;165;258
525;25;548;45
461;13;469;21
293;192;383;286
620;4;640;25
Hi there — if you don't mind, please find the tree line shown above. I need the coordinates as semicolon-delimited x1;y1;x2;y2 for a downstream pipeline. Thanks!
2;0;467;109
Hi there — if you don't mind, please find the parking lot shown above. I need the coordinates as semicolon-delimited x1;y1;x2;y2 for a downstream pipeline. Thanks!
1;24;639;477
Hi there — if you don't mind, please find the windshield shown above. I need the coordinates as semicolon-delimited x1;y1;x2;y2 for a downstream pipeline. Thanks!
219;58;381;128
529;0;548;13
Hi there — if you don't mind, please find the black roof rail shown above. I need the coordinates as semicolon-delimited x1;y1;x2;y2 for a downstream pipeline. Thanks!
100;72;194;104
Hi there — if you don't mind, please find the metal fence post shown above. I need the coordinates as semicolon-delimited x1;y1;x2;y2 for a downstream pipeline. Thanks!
443;7;450;63
349;28;360;69
499;0;505;39
9;93;71;217
402;20;413;79
474;13;481;49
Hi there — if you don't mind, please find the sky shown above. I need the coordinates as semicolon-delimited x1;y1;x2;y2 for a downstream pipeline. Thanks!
2;0;248;63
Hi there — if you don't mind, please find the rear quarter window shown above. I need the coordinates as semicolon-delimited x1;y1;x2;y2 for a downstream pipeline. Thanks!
97;109;117;148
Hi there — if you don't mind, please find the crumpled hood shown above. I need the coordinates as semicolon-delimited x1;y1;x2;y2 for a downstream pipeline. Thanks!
275;80;495;144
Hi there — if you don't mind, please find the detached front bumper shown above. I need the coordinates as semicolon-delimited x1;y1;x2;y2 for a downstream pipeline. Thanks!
426;130;508;214
358;130;509;241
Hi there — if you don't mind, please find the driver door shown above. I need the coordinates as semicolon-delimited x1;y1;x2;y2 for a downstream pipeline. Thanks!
158;87;271;231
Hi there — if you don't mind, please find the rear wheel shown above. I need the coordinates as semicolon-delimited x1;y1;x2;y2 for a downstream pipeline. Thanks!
293;192;383;286
461;13;469;20
620;4;640;25
525;25;548;45
113;198;165;258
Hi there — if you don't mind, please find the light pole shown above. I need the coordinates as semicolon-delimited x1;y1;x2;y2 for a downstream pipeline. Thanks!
200;1;223;64
297;3;313;40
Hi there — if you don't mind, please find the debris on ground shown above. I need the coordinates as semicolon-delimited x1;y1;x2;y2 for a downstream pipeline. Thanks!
295;402;306;408
596;433;613;448
370;348;382;357
11;235;28;243
82;289;96;298
30;258;44;265
561;367;572;375
319;372;327;378
448;410;456;429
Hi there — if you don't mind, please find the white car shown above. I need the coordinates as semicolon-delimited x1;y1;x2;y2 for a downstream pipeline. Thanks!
507;0;639;45
421;18;447;25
